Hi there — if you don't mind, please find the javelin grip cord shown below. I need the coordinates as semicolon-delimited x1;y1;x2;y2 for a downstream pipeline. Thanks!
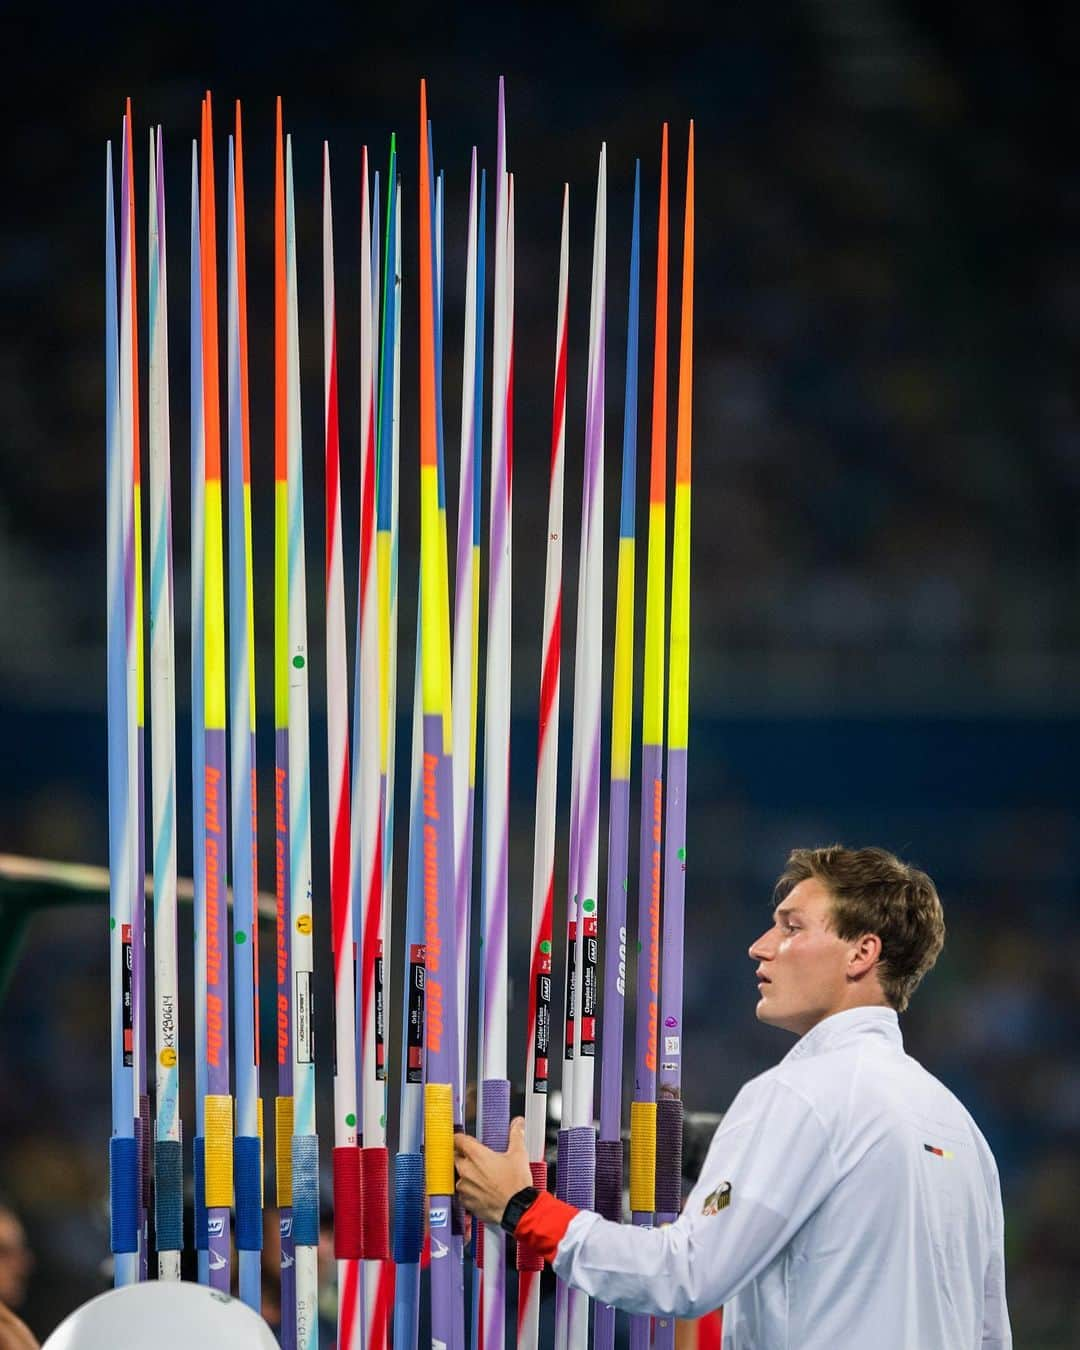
563;1125;596;1211
654;1098;683;1217
234;1135;263;1251
154;1138;184;1251
392;1152;425;1264
360;1146;390;1259
332;1145;364;1259
515;1159;549;1273
109;1136;140;1254
291;1134;320;1247
192;1136;207;1251
594;1139;623;1223
629;1100;657;1214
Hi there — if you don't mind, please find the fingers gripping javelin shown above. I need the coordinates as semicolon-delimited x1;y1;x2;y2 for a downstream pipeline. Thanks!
455;1116;533;1225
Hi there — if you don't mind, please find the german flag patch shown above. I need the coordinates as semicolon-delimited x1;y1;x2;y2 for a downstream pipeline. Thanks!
923;1143;954;1160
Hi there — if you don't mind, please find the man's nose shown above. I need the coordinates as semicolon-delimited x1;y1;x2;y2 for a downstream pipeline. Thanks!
748;929;774;962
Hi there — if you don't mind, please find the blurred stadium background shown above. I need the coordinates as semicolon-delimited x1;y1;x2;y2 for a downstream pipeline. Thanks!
1;3;1077;1345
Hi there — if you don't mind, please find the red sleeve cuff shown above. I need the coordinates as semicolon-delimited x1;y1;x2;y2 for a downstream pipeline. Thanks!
514;1191;580;1264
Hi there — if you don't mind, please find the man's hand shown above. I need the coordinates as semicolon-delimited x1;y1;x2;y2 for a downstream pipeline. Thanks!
454;1116;533;1225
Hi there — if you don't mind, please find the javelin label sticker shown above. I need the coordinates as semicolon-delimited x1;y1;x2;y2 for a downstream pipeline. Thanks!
563;920;576;1058
295;971;313;1064
581;913;598;1057
122;923;133;1066
407;944;425;1083
375;943;386;1080
533;972;552;1092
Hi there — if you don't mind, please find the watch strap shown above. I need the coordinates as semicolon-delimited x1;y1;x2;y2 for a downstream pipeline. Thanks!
500;1185;540;1236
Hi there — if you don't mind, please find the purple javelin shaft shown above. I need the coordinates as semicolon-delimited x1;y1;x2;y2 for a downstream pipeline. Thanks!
633;742;663;1104
275;730;295;1349
424;709;461;1346
204;724;230;1288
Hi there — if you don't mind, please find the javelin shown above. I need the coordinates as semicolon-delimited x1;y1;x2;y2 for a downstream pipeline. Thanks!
431;153;472;1350
429;136;473;1350
375;208;404;1350
418;76;465;1350
453;151;485;1350
452;154;487;1350
393;591;425;1350
451;148;482;1130
653;122;695;1350
105;130;139;1290
322;142;363;1349
353;143;392;1350
188;129;210;1292
629;122;669;1350
272;96;297;1350
517;181;570;1350
377;190;404;1302
567;142;607;1350
282;129;320;1350
594;159;642;1350
375;168;402;1326
227;110;264;1314
147;124;183;1282
199;92;233;1295
391;191;435;1350
475;78;513;1350
377;154;402;1084
554;159;593;1350
119;106;152;1282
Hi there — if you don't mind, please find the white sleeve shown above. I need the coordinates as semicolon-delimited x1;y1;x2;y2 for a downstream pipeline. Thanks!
981;1175;1012;1348
552;1076;838;1319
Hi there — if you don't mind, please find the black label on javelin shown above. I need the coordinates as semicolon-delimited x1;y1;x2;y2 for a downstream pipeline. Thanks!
122;923;133;1068
407;943;425;1084
581;914;598;1058
563;920;576;1059
533;971;552;1093
375;943;385;1080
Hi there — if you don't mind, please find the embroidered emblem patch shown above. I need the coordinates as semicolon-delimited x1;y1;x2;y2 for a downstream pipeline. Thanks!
701;1182;731;1215
923;1143;954;1160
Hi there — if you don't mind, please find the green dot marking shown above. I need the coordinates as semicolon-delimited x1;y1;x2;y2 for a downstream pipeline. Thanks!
583;898;596;913
637;940;642;953
235;931;247;944
623;878;629;891
110;917;116;930
345;1113;356;1128
380;1114;386;1129
540;940;552;955
293;654;305;669
678;847;686;861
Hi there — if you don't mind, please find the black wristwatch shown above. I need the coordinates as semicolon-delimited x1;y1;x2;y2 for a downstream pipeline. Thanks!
500;1185;540;1236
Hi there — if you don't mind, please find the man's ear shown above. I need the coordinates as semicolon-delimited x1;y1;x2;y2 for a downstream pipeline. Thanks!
847;932;882;981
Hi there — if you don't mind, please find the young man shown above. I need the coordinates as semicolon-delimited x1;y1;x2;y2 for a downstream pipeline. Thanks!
454;845;1012;1348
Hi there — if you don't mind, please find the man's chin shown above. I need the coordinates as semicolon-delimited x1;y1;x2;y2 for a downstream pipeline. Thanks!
755;997;798;1033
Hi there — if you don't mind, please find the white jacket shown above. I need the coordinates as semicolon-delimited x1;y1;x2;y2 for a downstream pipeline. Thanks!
553;1006;1011;1348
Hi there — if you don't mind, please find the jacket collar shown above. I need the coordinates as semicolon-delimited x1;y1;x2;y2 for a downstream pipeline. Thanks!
782;1005;902;1064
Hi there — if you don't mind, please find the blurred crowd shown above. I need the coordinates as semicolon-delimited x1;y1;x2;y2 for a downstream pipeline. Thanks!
0;6;1078;712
